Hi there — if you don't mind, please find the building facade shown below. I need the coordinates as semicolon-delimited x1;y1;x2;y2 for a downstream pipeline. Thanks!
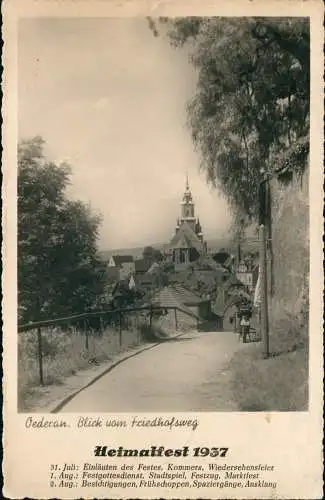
235;259;259;294
107;255;135;281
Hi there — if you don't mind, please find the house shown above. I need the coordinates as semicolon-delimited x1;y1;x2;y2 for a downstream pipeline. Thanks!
134;272;157;290
252;263;259;293
105;265;120;282
107;255;135;280
150;283;224;331
236;261;253;291
168;254;230;303
235;256;259;293
128;275;136;290
171;283;212;319
165;176;207;271
134;258;151;276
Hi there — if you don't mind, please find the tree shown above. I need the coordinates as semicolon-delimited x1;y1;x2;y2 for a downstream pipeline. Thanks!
142;245;163;263
149;17;309;220
18;137;106;323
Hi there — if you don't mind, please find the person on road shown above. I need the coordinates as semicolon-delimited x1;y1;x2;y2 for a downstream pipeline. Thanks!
240;315;250;343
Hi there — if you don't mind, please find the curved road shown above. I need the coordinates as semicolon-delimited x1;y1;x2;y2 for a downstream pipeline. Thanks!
61;331;242;412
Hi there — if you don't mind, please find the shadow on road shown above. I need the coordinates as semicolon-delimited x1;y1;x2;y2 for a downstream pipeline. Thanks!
158;336;196;342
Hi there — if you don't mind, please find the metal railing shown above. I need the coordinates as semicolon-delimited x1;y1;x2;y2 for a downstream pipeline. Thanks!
18;305;199;386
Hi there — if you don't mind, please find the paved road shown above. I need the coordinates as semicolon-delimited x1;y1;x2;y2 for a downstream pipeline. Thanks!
61;331;242;412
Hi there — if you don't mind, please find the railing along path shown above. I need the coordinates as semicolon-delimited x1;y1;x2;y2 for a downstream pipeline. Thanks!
18;305;199;386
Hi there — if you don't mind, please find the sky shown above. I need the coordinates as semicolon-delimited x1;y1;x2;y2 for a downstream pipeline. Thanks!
18;18;232;250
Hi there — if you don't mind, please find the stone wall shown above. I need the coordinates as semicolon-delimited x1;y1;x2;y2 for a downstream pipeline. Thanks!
269;166;309;329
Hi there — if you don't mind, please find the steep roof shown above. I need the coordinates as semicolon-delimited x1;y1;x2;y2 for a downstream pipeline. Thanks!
147;262;160;274
223;274;247;292
195;254;225;271
111;255;134;265
168;255;230;296
134;272;159;289
171;283;207;305
152;286;200;319
169;222;204;252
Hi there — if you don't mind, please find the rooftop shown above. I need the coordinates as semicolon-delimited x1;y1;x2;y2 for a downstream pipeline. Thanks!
110;255;134;265
169;222;204;252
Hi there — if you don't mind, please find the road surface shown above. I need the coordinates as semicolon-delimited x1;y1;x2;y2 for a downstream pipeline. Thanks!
61;330;242;412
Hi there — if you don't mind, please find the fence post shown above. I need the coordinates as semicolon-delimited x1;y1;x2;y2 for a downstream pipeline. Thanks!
149;307;153;330
119;311;122;347
259;224;270;358
174;308;178;331
37;326;44;385
84;319;89;350
136;313;139;343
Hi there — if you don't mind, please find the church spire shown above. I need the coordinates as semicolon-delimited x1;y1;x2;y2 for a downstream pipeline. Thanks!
183;172;192;203
181;172;195;224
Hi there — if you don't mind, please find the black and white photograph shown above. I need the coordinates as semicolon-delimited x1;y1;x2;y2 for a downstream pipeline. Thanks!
17;16;311;414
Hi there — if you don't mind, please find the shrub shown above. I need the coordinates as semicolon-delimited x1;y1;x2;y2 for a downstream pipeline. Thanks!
138;322;169;342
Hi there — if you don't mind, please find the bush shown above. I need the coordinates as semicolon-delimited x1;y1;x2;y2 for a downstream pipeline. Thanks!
138;322;169;343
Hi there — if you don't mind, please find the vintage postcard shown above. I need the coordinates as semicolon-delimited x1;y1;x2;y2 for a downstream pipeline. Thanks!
2;0;324;498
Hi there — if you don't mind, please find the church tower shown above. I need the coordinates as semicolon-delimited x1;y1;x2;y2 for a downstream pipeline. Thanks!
180;174;196;231
168;174;206;270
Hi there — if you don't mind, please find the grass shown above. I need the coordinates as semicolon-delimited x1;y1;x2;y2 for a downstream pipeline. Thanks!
229;262;309;412
230;317;308;411
18;317;169;411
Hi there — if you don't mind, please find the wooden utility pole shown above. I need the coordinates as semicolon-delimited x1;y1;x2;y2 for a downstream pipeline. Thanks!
149;307;153;330
259;224;270;358
36;295;44;385
236;218;245;268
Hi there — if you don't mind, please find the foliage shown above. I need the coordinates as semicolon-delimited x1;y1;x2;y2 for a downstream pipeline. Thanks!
142;245;163;263
274;135;309;183
138;322;168;343
111;281;144;308
149;17;309;219
18;137;106;323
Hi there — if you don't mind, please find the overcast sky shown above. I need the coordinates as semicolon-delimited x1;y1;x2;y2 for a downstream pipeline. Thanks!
18;17;231;250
